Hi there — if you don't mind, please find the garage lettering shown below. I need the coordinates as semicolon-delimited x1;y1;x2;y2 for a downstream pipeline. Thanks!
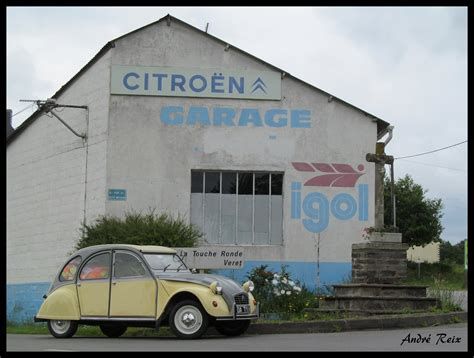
160;106;311;128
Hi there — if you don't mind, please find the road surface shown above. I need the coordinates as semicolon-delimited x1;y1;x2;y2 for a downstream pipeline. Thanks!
7;323;468;351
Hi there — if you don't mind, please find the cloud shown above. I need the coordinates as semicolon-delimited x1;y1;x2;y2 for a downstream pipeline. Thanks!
7;48;56;127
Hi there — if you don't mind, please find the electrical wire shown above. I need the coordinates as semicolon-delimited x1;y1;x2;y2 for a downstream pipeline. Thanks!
398;158;466;173
395;140;467;159
11;103;35;117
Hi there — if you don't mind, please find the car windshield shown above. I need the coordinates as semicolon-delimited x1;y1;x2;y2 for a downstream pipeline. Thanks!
143;253;189;272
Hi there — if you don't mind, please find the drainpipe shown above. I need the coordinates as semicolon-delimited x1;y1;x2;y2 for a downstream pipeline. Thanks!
383;125;394;146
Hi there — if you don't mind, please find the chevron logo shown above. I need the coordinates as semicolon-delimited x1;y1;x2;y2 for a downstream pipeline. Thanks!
251;77;267;94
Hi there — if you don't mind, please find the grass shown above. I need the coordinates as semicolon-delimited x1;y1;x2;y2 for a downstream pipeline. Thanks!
403;262;466;290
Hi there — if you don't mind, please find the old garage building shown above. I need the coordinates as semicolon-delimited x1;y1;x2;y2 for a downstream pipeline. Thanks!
7;15;390;322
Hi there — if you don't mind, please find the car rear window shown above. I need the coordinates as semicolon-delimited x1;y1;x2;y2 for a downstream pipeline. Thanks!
60;256;82;281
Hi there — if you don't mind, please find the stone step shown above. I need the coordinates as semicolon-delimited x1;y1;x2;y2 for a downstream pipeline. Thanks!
333;284;428;298
304;308;432;316
319;296;438;311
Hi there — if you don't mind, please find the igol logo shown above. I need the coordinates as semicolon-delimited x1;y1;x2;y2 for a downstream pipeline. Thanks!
291;162;369;233
291;162;365;187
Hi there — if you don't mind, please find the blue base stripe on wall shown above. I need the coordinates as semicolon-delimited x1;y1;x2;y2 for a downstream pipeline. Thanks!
7;282;50;324
213;261;351;292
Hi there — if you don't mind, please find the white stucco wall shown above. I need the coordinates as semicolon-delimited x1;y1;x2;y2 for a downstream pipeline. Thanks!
105;20;376;264
7;51;111;283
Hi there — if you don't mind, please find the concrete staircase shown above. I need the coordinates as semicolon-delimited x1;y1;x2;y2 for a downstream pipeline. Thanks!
314;233;439;316
318;283;439;315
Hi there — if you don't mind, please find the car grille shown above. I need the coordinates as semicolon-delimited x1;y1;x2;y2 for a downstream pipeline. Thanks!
234;293;249;305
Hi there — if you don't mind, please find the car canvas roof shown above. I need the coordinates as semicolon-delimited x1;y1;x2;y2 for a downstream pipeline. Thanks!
75;244;177;256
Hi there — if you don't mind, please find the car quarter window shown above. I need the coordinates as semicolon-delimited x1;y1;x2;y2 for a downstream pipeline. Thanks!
79;252;111;280
113;252;147;278
60;256;82;281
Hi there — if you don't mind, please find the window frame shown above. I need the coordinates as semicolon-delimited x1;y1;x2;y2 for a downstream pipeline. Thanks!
77;251;112;281
190;170;284;246
112;250;151;280
59;255;82;282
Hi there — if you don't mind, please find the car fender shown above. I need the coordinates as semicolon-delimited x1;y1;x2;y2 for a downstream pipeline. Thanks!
159;280;230;318
36;284;80;320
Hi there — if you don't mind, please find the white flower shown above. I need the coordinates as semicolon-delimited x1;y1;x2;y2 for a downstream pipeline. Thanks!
274;273;280;278
276;292;281;296
286;291;291;295
289;281;295;286
272;279;278;285
294;286;302;292
282;277;288;284
273;288;279;295
281;289;285;294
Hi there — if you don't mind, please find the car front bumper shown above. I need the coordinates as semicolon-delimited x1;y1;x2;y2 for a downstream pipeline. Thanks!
215;302;260;321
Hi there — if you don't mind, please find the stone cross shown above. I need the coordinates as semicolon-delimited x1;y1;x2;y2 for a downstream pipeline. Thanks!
366;142;394;230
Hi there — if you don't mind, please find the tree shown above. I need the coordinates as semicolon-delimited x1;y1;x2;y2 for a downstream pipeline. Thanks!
76;209;202;250
384;174;443;247
439;239;466;265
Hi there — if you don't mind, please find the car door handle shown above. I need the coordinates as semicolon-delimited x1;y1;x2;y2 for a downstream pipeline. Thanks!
112;282;117;285
77;283;81;287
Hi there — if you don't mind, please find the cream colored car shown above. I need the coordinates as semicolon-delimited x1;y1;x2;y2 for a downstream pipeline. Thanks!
35;244;259;339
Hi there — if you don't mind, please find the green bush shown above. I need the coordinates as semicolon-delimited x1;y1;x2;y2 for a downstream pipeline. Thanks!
246;265;318;316
76;209;202;250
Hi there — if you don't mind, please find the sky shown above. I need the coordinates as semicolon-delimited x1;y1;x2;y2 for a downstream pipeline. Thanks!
6;6;467;245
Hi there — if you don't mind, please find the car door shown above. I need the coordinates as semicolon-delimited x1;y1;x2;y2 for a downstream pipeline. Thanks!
77;251;112;317
109;250;157;318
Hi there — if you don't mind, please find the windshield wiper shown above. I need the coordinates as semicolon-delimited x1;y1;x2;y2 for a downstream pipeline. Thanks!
163;264;171;272
176;263;186;272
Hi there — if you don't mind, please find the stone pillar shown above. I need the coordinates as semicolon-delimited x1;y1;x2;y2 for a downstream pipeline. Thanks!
366;142;394;230
374;162;385;230
352;233;408;284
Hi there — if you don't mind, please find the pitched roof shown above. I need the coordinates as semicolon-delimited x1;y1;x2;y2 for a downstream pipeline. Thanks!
7;14;390;145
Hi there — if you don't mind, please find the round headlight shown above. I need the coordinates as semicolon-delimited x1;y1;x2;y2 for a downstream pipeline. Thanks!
210;281;223;295
243;280;255;292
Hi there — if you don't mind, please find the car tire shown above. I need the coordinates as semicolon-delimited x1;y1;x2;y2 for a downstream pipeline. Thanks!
99;324;127;338
169;299;209;339
47;320;78;338
215;320;251;336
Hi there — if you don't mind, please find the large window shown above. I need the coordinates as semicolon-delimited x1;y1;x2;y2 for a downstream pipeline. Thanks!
190;171;283;245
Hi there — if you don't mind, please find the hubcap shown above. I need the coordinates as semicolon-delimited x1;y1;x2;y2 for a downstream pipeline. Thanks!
50;320;71;334
182;312;196;326
174;305;203;335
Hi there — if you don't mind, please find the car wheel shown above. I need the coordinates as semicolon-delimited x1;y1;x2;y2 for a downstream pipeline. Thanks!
47;320;78;338
215;320;251;336
169;300;209;339
99;324;127;338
